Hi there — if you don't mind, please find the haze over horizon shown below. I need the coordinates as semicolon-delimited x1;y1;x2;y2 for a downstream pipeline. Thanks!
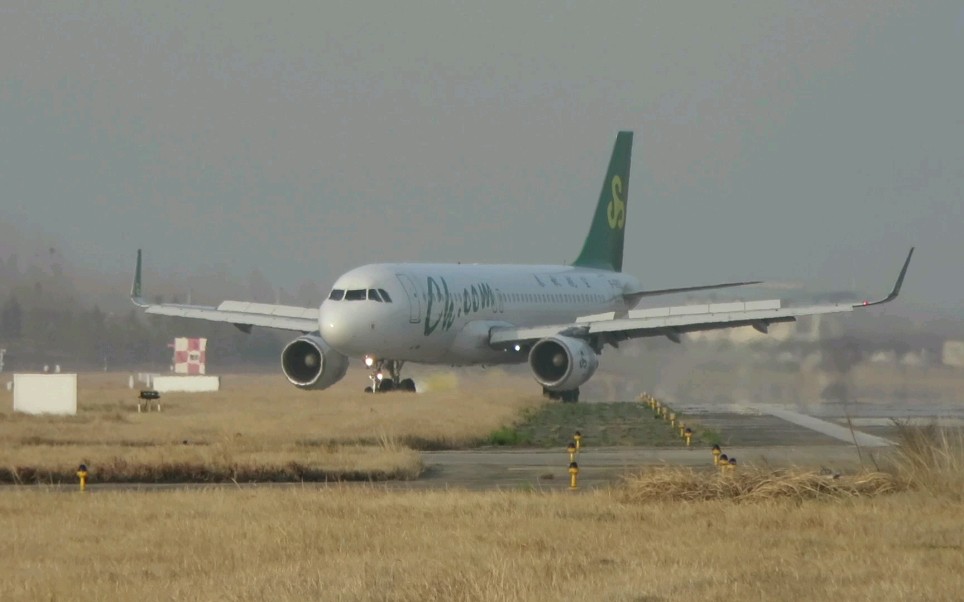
2;2;962;317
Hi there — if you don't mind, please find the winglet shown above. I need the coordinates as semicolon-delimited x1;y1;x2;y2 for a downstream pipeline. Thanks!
130;249;148;307
855;247;914;308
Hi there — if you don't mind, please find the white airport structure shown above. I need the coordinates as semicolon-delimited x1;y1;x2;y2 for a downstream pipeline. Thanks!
942;341;964;368
13;373;78;415
152;375;220;393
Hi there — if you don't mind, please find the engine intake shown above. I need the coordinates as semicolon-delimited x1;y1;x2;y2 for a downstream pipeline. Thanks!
281;334;349;390
528;335;599;392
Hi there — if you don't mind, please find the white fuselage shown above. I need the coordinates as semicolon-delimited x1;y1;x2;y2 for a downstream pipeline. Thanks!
318;263;639;365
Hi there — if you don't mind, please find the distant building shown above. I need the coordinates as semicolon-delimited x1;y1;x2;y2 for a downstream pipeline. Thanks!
942;340;964;368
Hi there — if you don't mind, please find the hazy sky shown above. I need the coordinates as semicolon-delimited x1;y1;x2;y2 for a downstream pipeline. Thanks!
1;1;961;313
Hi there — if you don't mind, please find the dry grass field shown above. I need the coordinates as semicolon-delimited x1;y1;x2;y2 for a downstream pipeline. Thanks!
1;480;960;601
0;369;544;483
1;370;961;600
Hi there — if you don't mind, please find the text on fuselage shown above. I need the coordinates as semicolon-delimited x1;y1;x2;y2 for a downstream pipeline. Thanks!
424;276;496;336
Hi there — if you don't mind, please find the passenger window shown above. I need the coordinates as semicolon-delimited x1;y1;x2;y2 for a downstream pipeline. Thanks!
345;289;366;301
328;289;345;301
378;288;392;303
368;289;382;302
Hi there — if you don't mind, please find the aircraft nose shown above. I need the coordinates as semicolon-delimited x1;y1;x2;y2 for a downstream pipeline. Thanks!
319;304;353;349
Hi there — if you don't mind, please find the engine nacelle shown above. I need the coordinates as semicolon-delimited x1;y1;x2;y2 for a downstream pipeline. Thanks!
528;335;599;392
280;334;349;390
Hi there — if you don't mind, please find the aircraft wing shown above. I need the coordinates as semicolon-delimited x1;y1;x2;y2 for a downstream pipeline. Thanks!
130;250;319;333
622;279;762;304
491;248;914;347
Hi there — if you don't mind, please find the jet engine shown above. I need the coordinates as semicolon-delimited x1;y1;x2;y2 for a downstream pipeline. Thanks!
528;335;599;392
281;334;349;390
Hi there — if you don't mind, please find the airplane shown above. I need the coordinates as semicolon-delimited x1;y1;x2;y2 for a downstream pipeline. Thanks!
131;131;914;402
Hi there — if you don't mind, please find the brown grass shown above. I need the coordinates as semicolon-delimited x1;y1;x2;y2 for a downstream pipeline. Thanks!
1;440;423;484
616;420;963;504
616;467;901;503
1;376;962;599
890;421;964;500
0;369;543;482
1;487;961;601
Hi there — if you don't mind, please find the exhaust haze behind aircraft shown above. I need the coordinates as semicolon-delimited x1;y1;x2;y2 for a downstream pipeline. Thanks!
132;131;913;401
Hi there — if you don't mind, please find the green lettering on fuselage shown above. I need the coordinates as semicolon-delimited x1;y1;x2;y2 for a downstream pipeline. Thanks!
423;276;494;336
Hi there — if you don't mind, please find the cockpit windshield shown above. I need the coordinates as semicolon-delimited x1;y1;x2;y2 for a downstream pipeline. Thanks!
330;288;393;302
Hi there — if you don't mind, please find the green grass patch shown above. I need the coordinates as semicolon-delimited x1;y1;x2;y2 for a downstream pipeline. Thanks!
698;428;722;446
486;426;531;446
488;402;711;448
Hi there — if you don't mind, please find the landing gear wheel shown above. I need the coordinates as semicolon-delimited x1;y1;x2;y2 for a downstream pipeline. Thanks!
367;359;415;394
364;386;374;393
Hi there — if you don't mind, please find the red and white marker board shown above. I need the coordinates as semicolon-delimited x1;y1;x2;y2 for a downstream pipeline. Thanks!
172;338;207;375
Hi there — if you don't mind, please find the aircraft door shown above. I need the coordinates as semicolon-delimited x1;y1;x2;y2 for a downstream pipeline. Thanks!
396;273;422;323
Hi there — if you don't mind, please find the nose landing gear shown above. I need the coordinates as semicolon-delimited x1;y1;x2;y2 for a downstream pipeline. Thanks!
365;359;417;393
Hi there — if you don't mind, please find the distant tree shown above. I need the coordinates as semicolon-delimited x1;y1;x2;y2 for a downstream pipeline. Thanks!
0;295;22;339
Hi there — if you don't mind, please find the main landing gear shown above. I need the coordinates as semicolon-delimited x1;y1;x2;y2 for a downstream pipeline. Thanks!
543;386;580;403
364;358;417;393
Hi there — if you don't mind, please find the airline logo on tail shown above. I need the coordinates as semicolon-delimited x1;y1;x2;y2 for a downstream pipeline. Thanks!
607;175;625;230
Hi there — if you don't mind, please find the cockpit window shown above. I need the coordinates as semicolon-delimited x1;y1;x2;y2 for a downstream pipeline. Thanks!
344;289;367;301
368;289;382;302
328;289;345;301
378;289;392;303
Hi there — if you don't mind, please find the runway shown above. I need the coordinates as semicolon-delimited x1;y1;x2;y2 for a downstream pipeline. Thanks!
412;443;883;490
4;399;951;493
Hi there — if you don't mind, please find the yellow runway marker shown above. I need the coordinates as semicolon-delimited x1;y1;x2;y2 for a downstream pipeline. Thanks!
76;464;88;493
568;462;579;490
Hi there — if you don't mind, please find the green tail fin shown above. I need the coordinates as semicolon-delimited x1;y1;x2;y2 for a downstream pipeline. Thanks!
572;131;633;272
